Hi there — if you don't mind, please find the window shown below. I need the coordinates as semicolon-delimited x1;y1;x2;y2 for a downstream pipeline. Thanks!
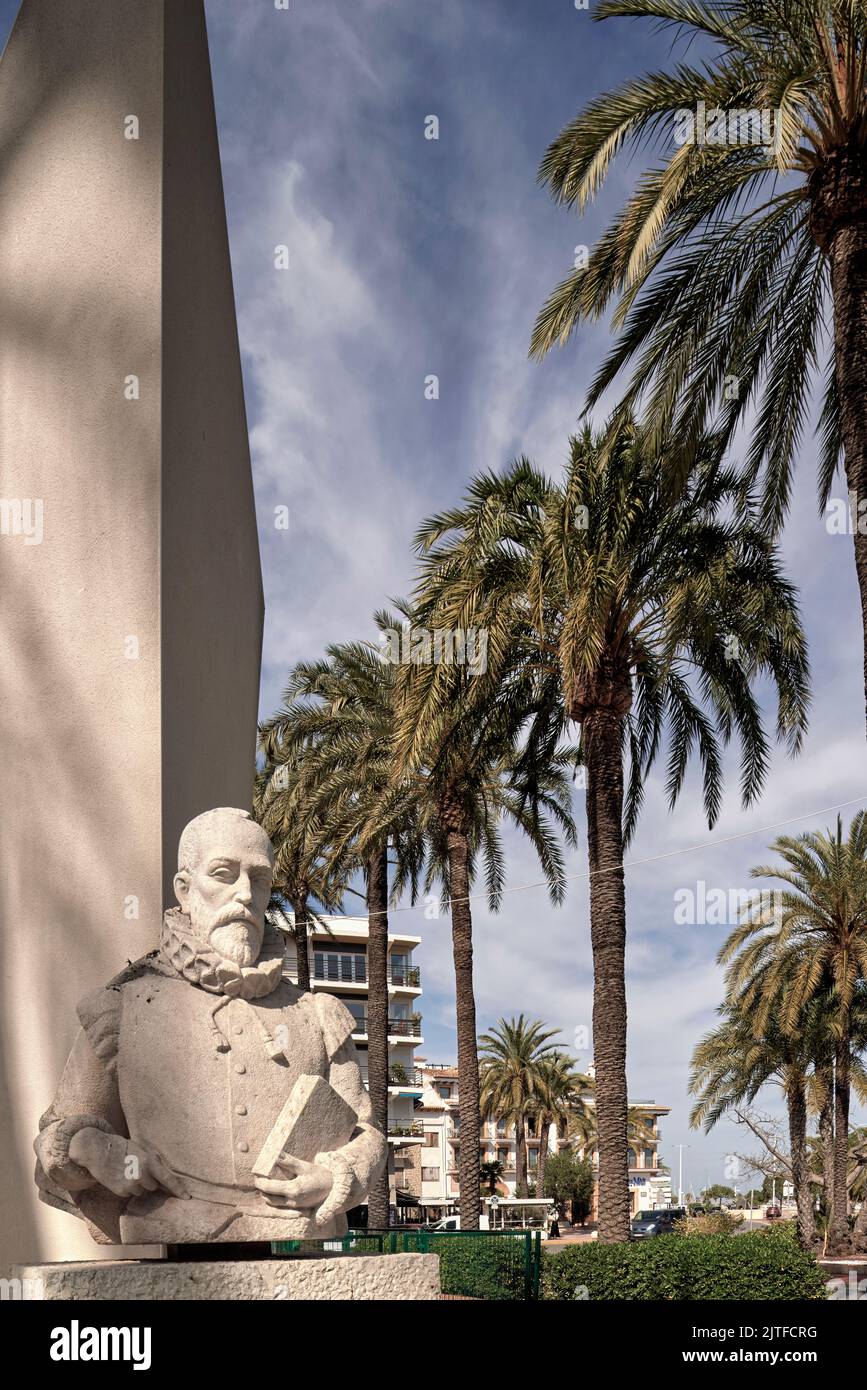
424;1132;438;1147
422;1167;439;1182
627;1148;637;1168
313;948;366;983
528;1148;539;1171
437;1084;451;1100
644;1149;655;1168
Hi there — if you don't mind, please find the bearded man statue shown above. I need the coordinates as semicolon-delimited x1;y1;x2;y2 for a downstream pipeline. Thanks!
34;807;386;1244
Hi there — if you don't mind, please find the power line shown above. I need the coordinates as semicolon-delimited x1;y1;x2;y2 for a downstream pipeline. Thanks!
370;793;867;921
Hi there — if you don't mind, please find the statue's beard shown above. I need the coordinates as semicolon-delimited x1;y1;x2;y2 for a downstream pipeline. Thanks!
187;894;264;967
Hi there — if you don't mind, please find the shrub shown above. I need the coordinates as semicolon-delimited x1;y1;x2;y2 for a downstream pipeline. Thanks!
429;1233;528;1299
673;1211;743;1237
754;1218;799;1243
542;1232;828;1301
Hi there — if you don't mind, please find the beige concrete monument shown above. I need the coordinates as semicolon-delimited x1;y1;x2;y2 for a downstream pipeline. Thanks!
0;0;264;1271
34;809;387;1243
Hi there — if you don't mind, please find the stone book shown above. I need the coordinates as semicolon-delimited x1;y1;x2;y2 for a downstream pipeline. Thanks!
252;1074;358;1177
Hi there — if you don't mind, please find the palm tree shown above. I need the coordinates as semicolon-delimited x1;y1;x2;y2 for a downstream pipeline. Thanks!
530;0;867;729
253;757;348;992
394;645;577;1228
563;1092;658;1165
406;418;809;1240
479;1017;562;1197
259;621;423;1230
689;1002;818;1246
721;815;867;1251
530;1053;593;1198
480;1158;504;1196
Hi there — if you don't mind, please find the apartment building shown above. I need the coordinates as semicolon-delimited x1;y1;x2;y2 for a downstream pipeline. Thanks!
279;913;425;1208
415;1061;670;1221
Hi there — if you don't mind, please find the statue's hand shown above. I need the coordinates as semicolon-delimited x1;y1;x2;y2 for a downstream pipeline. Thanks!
254;1155;333;1210
68;1127;190;1200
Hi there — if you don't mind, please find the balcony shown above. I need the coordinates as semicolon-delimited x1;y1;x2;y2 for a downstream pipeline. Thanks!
308;959;420;989
312;955;367;986
352;1016;422;1038
388;966;421;988
388;1120;425;1143
389;1067;424;1088
359;1068;424;1090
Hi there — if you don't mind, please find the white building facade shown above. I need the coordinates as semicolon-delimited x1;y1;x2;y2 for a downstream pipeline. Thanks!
280;914;425;1209
415;1062;671;1221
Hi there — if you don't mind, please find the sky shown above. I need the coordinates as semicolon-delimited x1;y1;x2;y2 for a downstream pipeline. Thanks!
4;0;867;1199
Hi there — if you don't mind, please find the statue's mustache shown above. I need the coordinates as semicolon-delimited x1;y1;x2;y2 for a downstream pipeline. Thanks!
207;904;260;931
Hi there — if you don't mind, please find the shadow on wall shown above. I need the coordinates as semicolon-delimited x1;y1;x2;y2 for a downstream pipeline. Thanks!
0;3;165;1269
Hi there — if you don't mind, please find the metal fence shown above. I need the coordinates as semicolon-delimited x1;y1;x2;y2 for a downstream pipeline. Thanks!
271;1228;542;1300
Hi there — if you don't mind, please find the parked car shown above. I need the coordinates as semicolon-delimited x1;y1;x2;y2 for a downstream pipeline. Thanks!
423;1215;462;1232
764;1204;782;1220
630;1208;686;1238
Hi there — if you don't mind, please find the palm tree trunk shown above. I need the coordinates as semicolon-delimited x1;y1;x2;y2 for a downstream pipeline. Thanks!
537;1121;549;1200
515;1118;528;1198
446;826;481;1229
582;707;630;1243
366;844;390;1229
852;1185;867;1252
785;1077;815;1248
828;213;867;734
819;1095;834;1227
828;1033;851;1252
291;893;311;991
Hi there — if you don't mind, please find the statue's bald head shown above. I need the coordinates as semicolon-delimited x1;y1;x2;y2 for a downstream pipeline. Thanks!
174;808;275;966
177;808;275;876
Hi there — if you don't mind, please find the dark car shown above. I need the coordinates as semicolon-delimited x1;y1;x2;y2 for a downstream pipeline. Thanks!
764;1204;782;1220
630;1207;686;1239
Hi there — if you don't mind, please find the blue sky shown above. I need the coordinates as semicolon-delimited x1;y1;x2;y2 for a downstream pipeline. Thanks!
5;0;867;1197
202;0;867;1196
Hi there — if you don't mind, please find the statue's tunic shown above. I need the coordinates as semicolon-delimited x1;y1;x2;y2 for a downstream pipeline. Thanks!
34;912;386;1244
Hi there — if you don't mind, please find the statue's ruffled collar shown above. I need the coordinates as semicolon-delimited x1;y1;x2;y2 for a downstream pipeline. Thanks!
160;908;285;1000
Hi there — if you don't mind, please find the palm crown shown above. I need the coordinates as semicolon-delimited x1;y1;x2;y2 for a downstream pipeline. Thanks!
409;418;809;839
530;0;867;523
718;813;867;1246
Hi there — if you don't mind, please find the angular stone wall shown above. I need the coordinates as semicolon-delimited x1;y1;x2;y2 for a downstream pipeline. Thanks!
0;0;263;1271
14;1254;442;1301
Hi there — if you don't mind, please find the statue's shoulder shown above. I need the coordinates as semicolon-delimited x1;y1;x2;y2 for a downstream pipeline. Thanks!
77;950;168;1072
308;990;357;1056
267;980;356;1055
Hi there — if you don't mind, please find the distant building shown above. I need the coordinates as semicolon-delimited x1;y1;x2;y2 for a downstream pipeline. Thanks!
412;1061;670;1221
279;913;425;1210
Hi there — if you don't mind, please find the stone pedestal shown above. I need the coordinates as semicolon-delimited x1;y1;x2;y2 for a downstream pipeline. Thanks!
14;1254;441;1301
0;0;263;1273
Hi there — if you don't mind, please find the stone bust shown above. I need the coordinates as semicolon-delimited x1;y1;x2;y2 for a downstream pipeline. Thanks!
34;807;386;1244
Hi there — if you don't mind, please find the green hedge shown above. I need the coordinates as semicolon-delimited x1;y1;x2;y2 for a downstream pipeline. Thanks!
306;1230;533;1300
430;1234;529;1300
542;1231;828;1301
